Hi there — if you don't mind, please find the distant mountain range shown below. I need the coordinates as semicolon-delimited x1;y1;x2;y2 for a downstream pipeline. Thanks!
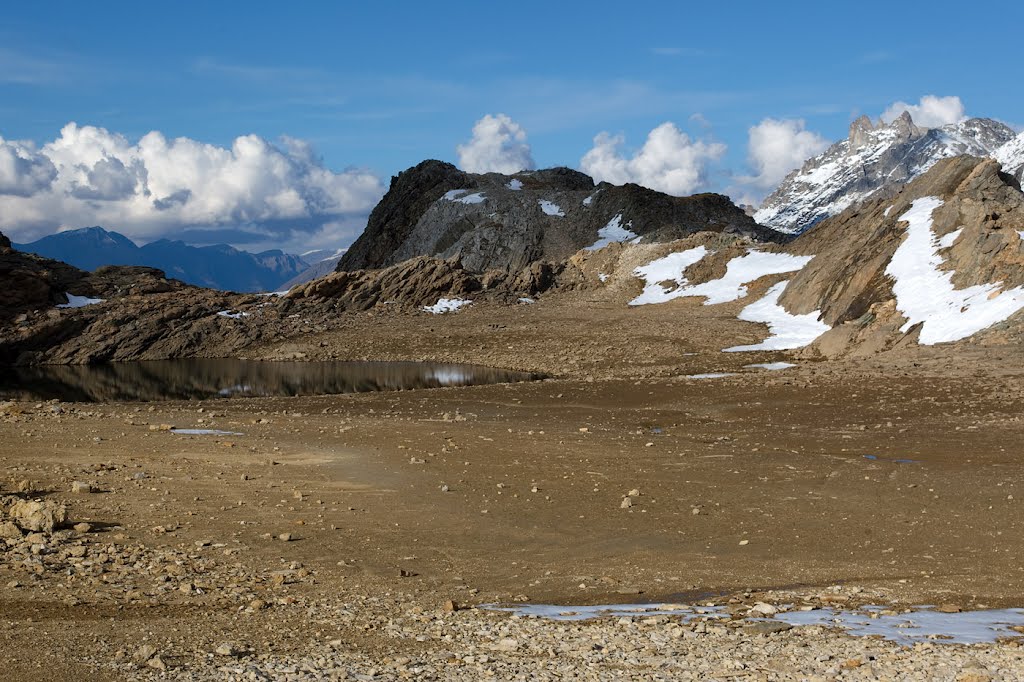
14;227;312;292
755;113;1021;234
279;248;348;290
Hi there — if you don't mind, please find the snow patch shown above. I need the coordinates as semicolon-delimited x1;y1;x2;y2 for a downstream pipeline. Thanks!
937;227;963;249
885;197;1024;344
517;297;534;304
678;251;814;305
539;200;564;217
585;214;641;251
423;298;472;314
744;362;796;371
582;191;600;206
629;247;709;305
507;179;523;190
724;281;830;352
598;273;609;283
57;294;104;309
685;373;736;379
443;189;486;205
217;310;250;319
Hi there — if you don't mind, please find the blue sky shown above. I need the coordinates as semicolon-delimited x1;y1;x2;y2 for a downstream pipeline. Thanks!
1;0;1022;253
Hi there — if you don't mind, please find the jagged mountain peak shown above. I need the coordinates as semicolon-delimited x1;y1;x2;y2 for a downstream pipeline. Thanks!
755;114;1016;234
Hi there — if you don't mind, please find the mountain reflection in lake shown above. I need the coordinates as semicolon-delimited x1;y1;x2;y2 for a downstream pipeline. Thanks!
0;359;542;402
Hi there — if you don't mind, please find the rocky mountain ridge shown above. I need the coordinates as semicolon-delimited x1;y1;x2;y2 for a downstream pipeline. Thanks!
755;113;1017;234
337;160;780;274
14;227;310;293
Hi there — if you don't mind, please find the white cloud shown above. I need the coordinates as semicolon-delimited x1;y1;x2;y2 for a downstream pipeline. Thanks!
0;137;57;197
579;122;726;196
742;118;830;190
881;95;966;128
0;123;384;248
456;113;536;174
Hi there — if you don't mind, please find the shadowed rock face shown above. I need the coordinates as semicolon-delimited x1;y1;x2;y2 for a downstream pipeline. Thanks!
337;160;778;274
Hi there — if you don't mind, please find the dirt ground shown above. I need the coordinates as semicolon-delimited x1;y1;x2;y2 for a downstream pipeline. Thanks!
3;289;1024;679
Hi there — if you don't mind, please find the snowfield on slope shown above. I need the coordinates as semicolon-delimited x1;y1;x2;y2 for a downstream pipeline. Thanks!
724;281;830;352
885;197;1024;344
585;214;641;251
629;249;813;306
57;294;105;308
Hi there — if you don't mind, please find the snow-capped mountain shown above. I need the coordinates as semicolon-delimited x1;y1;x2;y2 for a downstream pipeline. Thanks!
279;248;348;289
995;131;1024;183
754;112;1016;234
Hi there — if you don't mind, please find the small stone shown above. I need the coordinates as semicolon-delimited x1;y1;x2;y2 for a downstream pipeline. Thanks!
628;488;640;497
937;603;962;613
443;600;458;612
133;644;158;664
70;481;93;494
738;539;749;546
620;497;633;508
691;507;701;515
73;522;92;533
745;621;792;635
494;638;519;652
215;643;239;657
249;599;268;610
750;602;777;616
147;656;167;671
278;533;293;542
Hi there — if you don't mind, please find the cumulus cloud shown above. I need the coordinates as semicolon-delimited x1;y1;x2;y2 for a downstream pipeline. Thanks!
456;114;536;174
741;118;830;190
881;95;966;128
0;123;384;249
579;122;726;196
0;137;57;197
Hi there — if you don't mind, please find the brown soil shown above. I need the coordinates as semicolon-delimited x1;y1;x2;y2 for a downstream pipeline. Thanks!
2;293;1024;678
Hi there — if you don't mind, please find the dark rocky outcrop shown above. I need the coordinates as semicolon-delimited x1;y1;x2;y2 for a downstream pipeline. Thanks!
338;161;778;274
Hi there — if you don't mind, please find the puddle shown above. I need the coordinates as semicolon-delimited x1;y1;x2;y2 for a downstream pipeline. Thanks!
863;455;920;464
0;359;543;402
483;602;1024;645
481;602;726;622
777;606;1024;645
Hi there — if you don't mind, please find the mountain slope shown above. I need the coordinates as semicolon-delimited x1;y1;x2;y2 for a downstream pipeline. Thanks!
337;160;780;274
15;227;309;292
280;249;348;290
995;131;1024;183
754;113;1016;234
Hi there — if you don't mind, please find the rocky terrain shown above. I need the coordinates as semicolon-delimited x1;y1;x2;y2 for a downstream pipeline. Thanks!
755;113;1017;234
337;160;780;274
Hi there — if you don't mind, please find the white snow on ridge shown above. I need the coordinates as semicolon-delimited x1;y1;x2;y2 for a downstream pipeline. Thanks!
745;362;796;371
443;189;486;205
539;200;565;217
585;214;641;251
937;227;962;249
57;294;104;308
582;191;599;206
724;281;830;352
629;247;709;305
507;179;523;190
680;251;814;305
885;197;1024;345
423;298;472;314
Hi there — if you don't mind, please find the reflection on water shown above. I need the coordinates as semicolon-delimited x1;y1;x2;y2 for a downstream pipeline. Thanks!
0;359;542;402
